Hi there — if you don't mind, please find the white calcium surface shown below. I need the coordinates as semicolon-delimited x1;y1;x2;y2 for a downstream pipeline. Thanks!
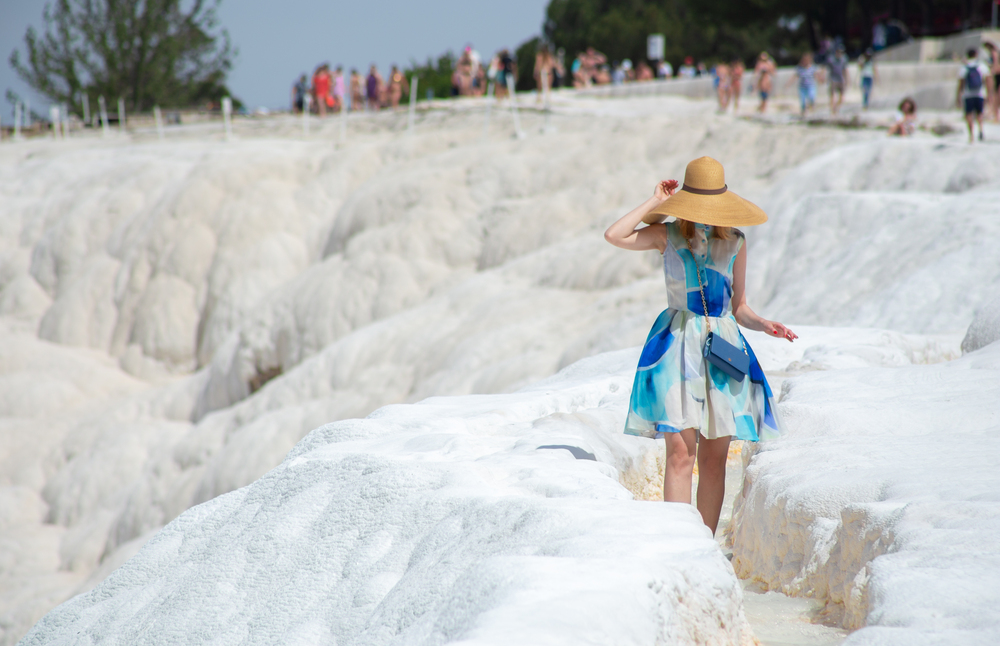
731;340;1000;645
2;95;998;644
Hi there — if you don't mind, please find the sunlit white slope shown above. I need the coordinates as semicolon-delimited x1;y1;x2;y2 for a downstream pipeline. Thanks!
731;337;1000;644
749;138;1000;333
19;350;756;646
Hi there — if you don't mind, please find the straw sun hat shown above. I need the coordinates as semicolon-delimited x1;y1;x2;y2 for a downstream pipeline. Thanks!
642;157;767;226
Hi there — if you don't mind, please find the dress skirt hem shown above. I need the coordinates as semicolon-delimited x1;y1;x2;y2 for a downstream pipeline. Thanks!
623;308;781;442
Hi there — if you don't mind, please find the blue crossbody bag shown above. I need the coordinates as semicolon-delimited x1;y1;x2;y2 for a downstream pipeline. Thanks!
687;238;749;382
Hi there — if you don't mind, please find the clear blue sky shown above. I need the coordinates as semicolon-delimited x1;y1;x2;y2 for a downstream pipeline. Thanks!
2;0;549;116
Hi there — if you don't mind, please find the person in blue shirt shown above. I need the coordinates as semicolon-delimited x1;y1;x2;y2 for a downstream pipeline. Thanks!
785;52;825;116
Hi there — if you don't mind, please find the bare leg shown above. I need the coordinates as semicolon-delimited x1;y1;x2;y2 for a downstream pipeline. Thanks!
663;428;697;503
967;113;975;142
695;435;731;535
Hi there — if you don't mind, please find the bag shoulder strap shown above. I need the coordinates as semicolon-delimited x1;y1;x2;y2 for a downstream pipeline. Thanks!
685;234;747;355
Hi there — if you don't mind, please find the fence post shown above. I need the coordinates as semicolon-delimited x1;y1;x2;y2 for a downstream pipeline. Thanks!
339;93;347;144
303;94;311;136
50;106;60;140
222;96;233;141
506;74;525;139
482;81;494;142
61;102;70;138
98;96;109;136
82;95;90;127
13;103;21;140
408;76;419;133
25;100;31;129
117;97;125;134
154;106;165;140
540;69;556;134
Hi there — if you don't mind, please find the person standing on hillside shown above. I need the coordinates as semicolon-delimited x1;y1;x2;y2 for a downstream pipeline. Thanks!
859;49;877;109
292;74;308;113
350;69;364;111
714;62;730;112
729;58;745;112
786;52;824;116
604;157;795;536
332;66;345;112
387;65;408;109
313;64;333;117
957;48;991;142
753;52;775;113
535;44;555;102
984;41;1000;122
366;65;382;111
826;46;849;115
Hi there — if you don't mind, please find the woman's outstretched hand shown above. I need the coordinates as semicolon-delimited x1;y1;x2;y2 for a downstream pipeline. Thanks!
763;320;797;342
654;179;679;201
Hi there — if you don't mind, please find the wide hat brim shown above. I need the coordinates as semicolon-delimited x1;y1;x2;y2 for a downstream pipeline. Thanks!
642;188;768;226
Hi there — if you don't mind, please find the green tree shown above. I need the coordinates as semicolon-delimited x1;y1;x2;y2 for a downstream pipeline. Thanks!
542;0;992;69
404;51;456;101
515;37;540;92
9;0;238;116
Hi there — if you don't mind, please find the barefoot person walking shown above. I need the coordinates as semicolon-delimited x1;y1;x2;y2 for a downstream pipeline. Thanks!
604;157;795;535
753;52;775;113
957;48;991;142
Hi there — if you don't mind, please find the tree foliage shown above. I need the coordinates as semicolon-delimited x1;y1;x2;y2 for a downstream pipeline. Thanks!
542;0;996;68
404;51;457;102
9;0;237;115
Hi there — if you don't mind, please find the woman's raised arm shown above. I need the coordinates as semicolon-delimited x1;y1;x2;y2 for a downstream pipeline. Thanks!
604;180;678;252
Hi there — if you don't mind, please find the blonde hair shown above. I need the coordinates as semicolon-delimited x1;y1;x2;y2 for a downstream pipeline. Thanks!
677;219;734;241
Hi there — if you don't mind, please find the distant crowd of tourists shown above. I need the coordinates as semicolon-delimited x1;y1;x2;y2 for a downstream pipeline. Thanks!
291;36;1000;142
292;63;411;115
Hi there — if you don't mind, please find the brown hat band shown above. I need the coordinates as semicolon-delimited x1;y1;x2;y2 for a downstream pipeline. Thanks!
681;184;728;195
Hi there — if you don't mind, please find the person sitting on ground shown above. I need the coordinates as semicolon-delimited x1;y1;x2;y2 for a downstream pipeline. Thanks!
888;97;917;136
622;59;634;82
611;61;626;86
753;52;776;113
678;56;697;79
826;46;849;115
586;47;607;85
636;60;654;81
571;52;586;88
957;48;991;142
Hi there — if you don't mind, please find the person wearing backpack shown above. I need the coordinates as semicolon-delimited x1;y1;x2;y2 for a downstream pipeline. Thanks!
957;48;991;143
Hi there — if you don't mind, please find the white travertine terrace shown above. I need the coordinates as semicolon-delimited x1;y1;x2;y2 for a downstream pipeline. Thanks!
2;96;998;645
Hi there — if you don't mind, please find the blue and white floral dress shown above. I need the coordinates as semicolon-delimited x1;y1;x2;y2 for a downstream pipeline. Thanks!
624;222;780;442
